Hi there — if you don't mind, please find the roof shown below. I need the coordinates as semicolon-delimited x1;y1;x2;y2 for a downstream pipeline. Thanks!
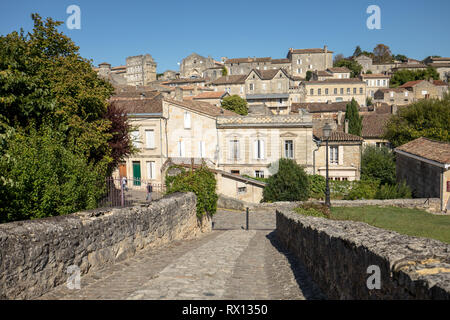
209;75;246;85
431;79;449;86
360;73;390;78
289;48;334;54
192;91;228;99
305;78;365;85
399;80;429;88
313;130;363;142
327;67;351;73
110;95;163;114
164;98;237;117
395;137;450;165
361;114;392;138
316;70;333;77
248;68;290;80
225;57;272;64
376;87;407;93
291;101;350;113
394;63;427;69
271;58;290;64
161;78;207;85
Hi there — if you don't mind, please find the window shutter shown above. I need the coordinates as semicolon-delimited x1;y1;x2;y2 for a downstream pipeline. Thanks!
338;146;343;165
181;141;185;157
151;161;155;179
145;130;154;148
253;140;258;159
146;161;151;179
184;112;191;129
236;141;240;159
199;141;206;158
260;140;265;159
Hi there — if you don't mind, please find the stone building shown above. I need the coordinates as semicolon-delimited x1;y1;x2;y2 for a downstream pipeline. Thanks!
354;55;373;73
311;67;351;81
287;46;333;78
207;75;247;97
96;62;128;86
360;73;390;98
373;87;413;105
160;70;178;81
299;78;367;106
361;113;392;147
179;53;222;79
423;56;450;82
125;54;157;86
395;137;450;212
399;79;443;100
191;91;230;107
224;57;273;76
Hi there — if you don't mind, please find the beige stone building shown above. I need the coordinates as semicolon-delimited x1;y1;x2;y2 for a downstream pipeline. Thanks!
287;46;333;78
360;73;390;98
395;138;450;212
191;91;230;107
312;67;351;80
179;53;222;79
354;55;373;73
207;75;247;97
399;79;444;100
373;87;413;105
299;78;367;106
424;56;450;82
125;54;157;86
361;113;393;147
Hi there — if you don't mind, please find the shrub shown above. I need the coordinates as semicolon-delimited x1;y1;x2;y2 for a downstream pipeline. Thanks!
361;145;396;185
0;126;106;223
330;180;353;199
263;159;309;202
308;174;326;199
221;95;248;115
375;181;412;199
295;202;331;219
344;179;380;200
165;165;218;218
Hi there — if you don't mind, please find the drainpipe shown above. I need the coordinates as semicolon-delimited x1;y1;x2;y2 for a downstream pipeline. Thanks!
313;139;321;175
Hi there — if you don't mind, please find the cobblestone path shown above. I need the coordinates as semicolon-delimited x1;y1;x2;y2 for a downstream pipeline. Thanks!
38;210;324;300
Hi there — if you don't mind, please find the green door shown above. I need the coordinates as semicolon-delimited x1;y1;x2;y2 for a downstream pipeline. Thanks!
132;161;141;186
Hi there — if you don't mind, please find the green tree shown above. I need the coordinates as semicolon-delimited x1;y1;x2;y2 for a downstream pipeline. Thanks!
393;54;408;62
361;145;396;185
366;96;373;106
334;59;362;77
263;159;309;202
221;66;228;76
365;70;373;74
373;44;392;63
345;98;362;136
221;95;248;115
383;93;450;147
390;67;440;87
305;70;312;81
353;46;362;57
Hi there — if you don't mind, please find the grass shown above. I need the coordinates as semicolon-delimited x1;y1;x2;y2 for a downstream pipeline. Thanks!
329;206;450;244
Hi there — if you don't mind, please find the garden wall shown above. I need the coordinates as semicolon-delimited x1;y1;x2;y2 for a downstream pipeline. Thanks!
0;192;209;300
276;209;450;299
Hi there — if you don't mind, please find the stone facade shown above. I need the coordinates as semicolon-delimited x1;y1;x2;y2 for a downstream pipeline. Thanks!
180;53;220;79
0;192;210;300
354;55;373;73
300;79;367;106
276;209;450;299
287;46;333;78
360;73;390;98
373;88;413;105
125;54;157;86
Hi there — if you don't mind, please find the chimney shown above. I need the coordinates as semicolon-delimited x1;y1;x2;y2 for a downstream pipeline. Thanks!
337;110;342;125
324;45;328;54
344;119;349;133
391;104;398;114
174;86;183;101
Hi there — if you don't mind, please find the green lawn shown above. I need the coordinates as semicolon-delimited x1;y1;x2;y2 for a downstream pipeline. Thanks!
330;206;450;244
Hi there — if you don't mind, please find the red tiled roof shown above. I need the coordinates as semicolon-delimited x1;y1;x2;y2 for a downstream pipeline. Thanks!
327;67;351;73
271;58;290;64
395;137;450;165
193;91;228;99
313;130;363;142
111;94;163;114
290;48;334;54
209;75;246;85
164;98;237;117
360;73;390;78
225;57;272;64
399;80;425;88
305;78;365;84
361;114;392;138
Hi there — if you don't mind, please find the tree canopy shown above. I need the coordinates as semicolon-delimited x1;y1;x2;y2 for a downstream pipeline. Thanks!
390;67;440;87
383;93;450;147
333;59;362;78
373;44;392;63
221;95;248;115
345;98;362;136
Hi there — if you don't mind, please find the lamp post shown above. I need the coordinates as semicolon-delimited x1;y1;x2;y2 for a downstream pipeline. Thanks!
323;123;332;208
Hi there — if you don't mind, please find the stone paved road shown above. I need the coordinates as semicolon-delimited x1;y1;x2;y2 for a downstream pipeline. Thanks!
38;210;324;300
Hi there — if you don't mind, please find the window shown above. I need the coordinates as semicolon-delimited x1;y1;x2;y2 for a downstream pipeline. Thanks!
198;141;206;158
347;88;350;94
334;88;337;94
405;91;408;97
238;186;247;194
131;130;140;148
297;68;302;74
255;170;264;178
340;88;344;94
390;91;394;98
278;82;282;89
240;86;244;93
146;161;155;179
325;88;329;95
318;89;321;95
177;141;185;157
353;88;356;94
359;87;363;94
284;140;294;158
229;140;239;160
382;79;386;86
330;146;338;164
231;170;240;175
184;112;191;129
297;59;302;64
336;97;343;102
249;83;254;91
376;80;380;86
254;139;265;159
310;89;314;95
145;130;155;149
262;83;266;90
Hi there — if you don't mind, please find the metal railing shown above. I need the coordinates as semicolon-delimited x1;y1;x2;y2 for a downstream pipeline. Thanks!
97;177;166;208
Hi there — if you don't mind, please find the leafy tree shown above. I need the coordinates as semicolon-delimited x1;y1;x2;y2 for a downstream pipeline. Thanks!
365;70;372;74
305;70;312;81
221;66;228;76
221;95;248;115
333;53;345;65
165;165;218;218
263;159;309;202
390;67;440;87
373;44;392;63
361;145;396;185
360;51;374;58
366;97;373;106
393;54;408;62
345;98;362;136
383;93;450;147
334;59;362;77
353;46;362;57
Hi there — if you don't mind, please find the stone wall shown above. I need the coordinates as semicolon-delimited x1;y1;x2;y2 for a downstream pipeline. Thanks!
276;209;450;299
0;192;209;300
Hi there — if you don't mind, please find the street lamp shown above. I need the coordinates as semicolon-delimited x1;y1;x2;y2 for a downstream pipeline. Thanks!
323;123;332;208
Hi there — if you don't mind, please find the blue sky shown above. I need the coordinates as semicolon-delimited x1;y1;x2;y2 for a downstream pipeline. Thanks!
1;0;449;72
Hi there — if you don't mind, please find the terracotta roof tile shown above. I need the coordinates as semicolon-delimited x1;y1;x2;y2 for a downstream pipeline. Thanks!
305;78;365;85
313;130;363;142
361;113;392;138
290;48;334;54
111;95;163;114
327;67;351;73
164;98;237;117
360;73;390;78
209;75;246;85
193;91;228;99
291;101;351;113
395;137;450;164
